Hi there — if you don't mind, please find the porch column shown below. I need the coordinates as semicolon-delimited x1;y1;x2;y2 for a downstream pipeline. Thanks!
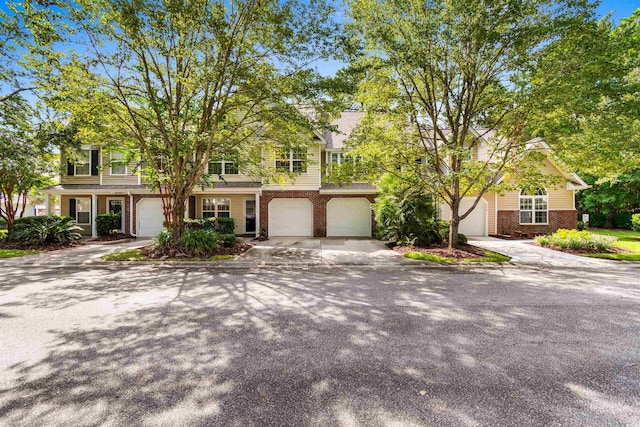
255;191;260;237
45;194;53;215
91;194;98;238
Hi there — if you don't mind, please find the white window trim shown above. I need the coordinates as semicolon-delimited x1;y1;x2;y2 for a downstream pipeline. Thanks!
75;197;92;225
277;149;307;173
208;160;239;175
202;198;231;218
519;189;549;225
74;149;91;176
110;152;127;175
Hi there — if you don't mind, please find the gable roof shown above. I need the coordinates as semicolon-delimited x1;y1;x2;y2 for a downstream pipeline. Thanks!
324;111;366;149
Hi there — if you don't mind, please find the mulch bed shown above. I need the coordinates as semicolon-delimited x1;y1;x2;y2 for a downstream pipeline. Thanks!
392;243;486;259
140;241;253;259
89;233;134;242
0;240;83;252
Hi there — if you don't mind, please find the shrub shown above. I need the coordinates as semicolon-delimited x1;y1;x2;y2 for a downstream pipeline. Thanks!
96;213;121;237
181;229;220;256
0;218;6;230
458;233;468;244
7;215;83;246
375;177;442;246
614;212;633;229
183;217;235;234
538;229;615;252
218;233;236;246
589;213;607;228
632;213;640;232
577;221;588;231
156;229;173;250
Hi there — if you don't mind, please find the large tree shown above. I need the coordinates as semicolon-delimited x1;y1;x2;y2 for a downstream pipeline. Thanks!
55;0;338;241
0;96;54;230
341;0;594;248
0;0;66;103
526;8;640;179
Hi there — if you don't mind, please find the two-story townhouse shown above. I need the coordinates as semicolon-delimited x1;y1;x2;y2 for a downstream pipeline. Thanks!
40;111;379;238
41;111;587;238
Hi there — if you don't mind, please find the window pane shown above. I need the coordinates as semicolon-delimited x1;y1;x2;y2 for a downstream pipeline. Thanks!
520;211;532;224
535;197;547;210
216;198;230;211
112;163;126;175
331;153;339;163
224;162;238;174
208;162;222;175
216;211;230;218
76;163;90;175
519;197;532;210
535;211;548;224
202;211;216;218
202;198;215;212
77;212;90;224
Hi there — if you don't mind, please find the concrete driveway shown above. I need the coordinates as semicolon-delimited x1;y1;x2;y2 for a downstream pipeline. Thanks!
469;236;619;267
236;237;411;266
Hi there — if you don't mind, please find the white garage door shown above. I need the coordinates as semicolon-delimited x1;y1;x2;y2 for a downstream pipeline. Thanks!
327;198;371;237
269;198;313;237
137;198;165;237
440;197;487;236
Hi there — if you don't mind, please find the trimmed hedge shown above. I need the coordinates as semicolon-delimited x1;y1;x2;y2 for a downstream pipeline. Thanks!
614;212;633;229
588;213;607;228
96;213;121;236
183;217;235;234
632;214;640;232
536;229;614;251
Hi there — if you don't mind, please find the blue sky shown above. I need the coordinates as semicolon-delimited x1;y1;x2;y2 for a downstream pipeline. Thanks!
315;0;640;76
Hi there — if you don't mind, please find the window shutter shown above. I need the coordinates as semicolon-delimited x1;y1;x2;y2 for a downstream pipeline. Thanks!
69;198;76;219
189;196;196;219
67;159;75;176
91;149;99;176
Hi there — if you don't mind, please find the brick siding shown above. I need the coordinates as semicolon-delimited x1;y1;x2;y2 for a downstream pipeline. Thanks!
260;190;377;237
497;210;577;236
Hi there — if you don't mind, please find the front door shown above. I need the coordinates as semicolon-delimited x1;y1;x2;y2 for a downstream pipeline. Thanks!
245;199;256;234
107;198;125;231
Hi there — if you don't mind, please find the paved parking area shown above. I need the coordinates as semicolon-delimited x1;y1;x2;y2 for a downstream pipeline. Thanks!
0;262;639;425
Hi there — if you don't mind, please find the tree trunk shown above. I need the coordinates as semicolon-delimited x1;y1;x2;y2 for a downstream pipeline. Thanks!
170;194;187;241
448;201;460;250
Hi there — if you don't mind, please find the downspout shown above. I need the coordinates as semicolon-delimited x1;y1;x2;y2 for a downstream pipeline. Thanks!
127;192;137;237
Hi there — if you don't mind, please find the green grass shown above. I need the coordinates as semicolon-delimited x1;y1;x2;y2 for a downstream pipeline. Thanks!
0;249;39;258
102;249;149;261
102;249;236;262
404;249;511;263
588;229;640;261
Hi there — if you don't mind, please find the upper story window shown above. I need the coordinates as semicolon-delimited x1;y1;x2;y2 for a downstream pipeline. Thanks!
208;160;239;175
330;152;363;166
110;151;127;175
74;150;91;176
276;149;307;173
519;188;548;224
202;198;230;218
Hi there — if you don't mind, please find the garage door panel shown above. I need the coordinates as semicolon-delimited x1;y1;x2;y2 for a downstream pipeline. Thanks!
269;199;313;237
440;197;487;236
327;198;371;237
137;199;165;237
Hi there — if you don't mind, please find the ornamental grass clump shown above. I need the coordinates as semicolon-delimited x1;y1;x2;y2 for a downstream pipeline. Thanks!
536;229;615;252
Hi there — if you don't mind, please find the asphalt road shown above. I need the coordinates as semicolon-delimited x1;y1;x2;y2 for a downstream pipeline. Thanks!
0;263;639;426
